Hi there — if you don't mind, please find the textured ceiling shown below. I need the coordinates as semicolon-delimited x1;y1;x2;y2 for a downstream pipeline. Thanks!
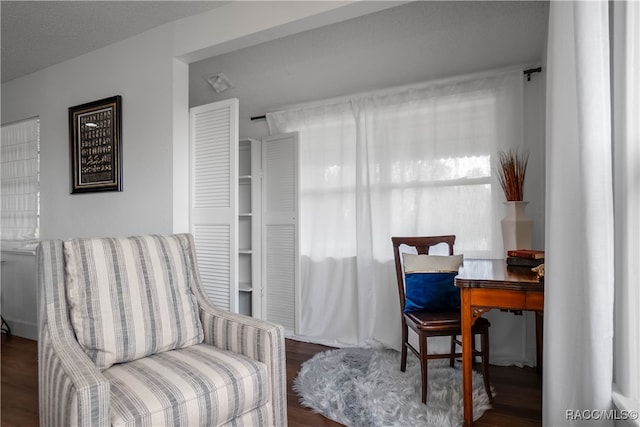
1;1;228;83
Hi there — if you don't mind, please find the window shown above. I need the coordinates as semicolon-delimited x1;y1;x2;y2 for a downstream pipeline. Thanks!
1;118;40;250
268;70;522;260
612;0;640;415
265;69;524;347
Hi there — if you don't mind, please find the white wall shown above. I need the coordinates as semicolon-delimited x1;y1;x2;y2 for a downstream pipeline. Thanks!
2;1;389;240
0;0;548;340
2;28;178;240
188;1;549;362
1;1;393;338
189;0;548;248
1;253;37;339
189;1;548;136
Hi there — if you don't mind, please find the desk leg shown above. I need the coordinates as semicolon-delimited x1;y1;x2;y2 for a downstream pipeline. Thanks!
461;289;474;427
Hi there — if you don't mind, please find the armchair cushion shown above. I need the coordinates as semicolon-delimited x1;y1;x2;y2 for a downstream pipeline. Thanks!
64;235;204;370
402;254;463;313
104;344;267;426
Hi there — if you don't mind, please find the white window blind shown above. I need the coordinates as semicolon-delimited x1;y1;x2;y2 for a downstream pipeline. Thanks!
1;118;40;248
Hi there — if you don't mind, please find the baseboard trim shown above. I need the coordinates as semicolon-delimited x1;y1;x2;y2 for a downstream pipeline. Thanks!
2;319;37;341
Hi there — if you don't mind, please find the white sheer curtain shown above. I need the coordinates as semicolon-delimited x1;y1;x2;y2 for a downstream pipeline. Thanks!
1;118;40;248
544;1;615;425
267;69;524;350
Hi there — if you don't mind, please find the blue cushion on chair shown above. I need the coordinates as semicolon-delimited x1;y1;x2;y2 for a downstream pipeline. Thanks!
403;271;460;313
401;253;463;313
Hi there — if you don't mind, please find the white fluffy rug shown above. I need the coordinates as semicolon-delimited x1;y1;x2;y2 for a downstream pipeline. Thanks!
293;346;492;427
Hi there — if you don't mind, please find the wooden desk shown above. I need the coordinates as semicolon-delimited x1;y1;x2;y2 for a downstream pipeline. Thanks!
455;259;544;427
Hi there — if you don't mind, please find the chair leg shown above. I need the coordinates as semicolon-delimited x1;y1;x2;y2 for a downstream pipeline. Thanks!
449;336;456;368
481;329;493;402
419;333;428;404
401;324;408;372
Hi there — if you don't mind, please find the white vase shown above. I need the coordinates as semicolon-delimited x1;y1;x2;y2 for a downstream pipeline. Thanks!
501;201;533;253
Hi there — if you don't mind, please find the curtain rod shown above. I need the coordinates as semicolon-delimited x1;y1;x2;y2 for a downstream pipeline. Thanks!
251;67;543;121
523;67;542;81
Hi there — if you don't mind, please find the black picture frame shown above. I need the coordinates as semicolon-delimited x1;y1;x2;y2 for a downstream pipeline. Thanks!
69;96;122;193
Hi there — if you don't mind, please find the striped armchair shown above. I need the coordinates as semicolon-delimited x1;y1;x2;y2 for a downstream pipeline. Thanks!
37;233;287;427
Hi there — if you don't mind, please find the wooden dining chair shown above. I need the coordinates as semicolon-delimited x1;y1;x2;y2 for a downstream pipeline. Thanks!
392;235;492;404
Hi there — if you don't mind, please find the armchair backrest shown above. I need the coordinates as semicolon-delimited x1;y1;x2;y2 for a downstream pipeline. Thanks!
391;235;455;313
39;233;206;370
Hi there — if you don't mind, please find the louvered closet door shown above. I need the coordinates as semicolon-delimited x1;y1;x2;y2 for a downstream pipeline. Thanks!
189;99;239;312
262;132;299;333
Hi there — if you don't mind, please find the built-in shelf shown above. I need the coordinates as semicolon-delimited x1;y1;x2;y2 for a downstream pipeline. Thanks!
237;138;261;318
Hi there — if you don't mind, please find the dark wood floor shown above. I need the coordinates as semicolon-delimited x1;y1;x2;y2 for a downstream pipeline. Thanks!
1;334;541;426
1;334;39;427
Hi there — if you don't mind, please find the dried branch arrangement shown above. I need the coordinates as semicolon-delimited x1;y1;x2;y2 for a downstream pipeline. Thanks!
496;148;529;201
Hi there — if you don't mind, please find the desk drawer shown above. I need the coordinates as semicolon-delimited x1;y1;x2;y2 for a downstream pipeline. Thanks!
469;288;544;311
525;291;544;311
470;289;526;309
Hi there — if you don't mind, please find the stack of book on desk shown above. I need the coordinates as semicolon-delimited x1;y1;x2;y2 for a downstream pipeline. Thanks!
506;249;545;267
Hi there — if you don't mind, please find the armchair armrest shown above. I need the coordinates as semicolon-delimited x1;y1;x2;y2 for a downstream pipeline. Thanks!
198;303;287;426
39;325;110;427
179;233;288;425
37;240;110;427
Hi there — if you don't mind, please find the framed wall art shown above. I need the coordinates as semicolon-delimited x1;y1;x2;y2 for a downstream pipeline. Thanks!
69;95;122;193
